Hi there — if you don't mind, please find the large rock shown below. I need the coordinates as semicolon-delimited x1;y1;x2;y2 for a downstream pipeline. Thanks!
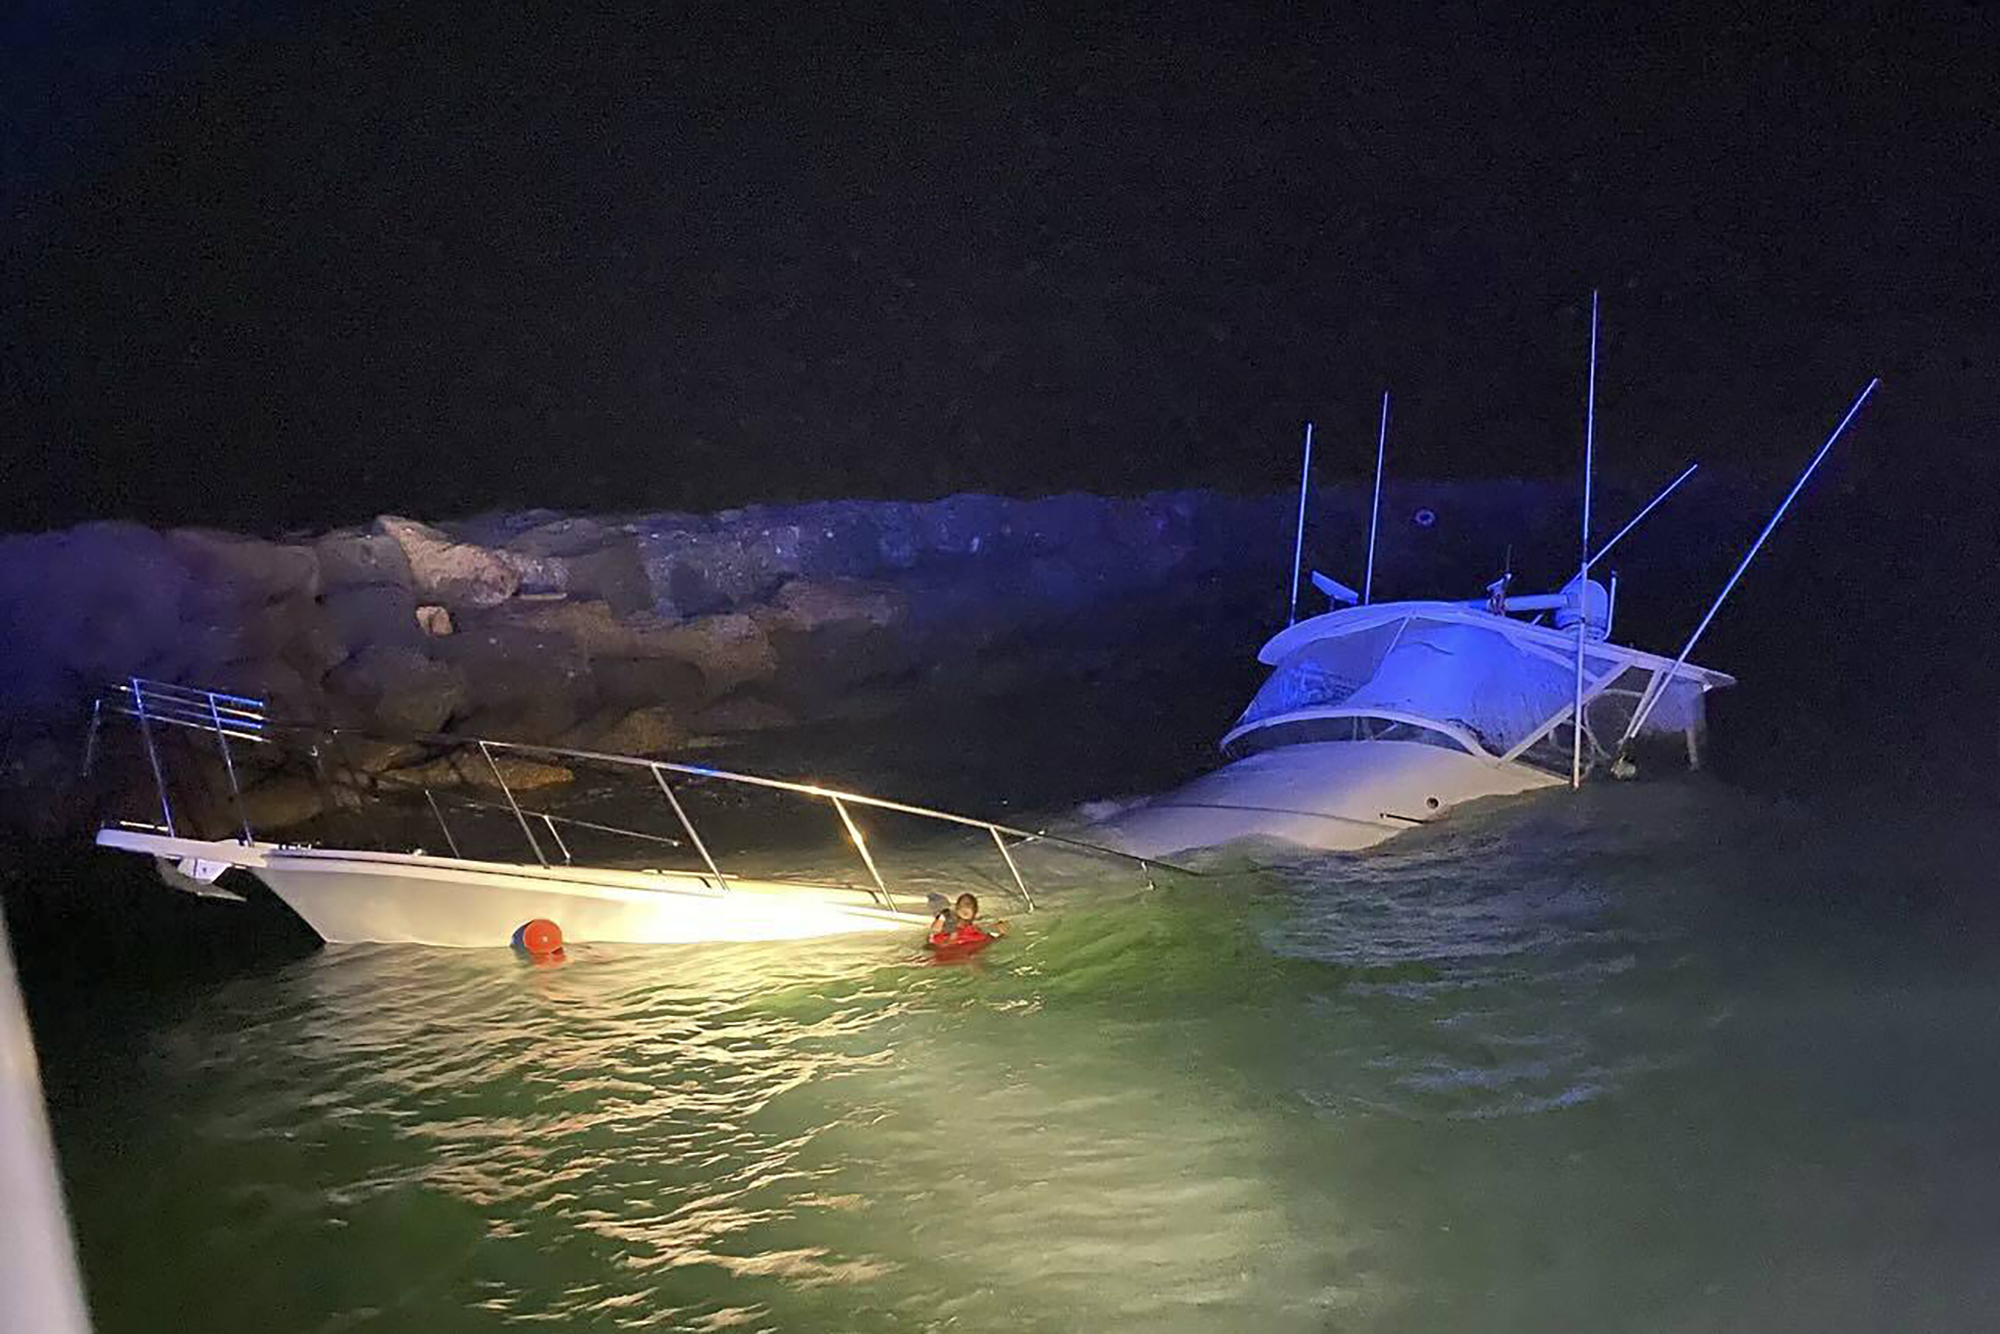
167;529;320;605
315;531;413;590
559;538;653;616
632;520;799;616
592;656;709;710
161;588;297;680
429;624;595;722
655;613;777;701
212;658;313;714
1011;492;1108;556
236;774;331;832
447;697;579;745
381;751;574;793
691;694;798;735
325;645;468;736
765;578;906;633
583;703;684;756
376;516;520;609
913;493;1008;556
498;520;651;612
319;583;423;652
328;737;427;775
10;524;189;698
488;600;683;658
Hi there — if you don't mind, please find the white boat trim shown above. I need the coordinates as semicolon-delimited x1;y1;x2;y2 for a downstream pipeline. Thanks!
98;829;935;948
86;678;1179;949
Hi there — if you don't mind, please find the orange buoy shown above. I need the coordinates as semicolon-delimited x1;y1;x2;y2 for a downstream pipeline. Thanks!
512;918;565;958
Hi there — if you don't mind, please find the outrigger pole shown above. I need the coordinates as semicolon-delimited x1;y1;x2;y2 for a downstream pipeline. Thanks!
1571;291;1600;790
1287;421;1314;627
1363;390;1390;604
1587;461;1699;572
1618;376;1881;752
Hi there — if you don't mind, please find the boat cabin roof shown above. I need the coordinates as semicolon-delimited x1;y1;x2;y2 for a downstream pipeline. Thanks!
1257;600;1736;691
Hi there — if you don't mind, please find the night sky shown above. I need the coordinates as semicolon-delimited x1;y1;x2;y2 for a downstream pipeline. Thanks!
3;3;1995;533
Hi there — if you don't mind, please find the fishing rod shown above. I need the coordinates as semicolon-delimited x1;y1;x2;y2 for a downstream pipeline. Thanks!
1571;291;1600;790
1617;376;1881;753
1286;421;1313;627
1363;390;1390;604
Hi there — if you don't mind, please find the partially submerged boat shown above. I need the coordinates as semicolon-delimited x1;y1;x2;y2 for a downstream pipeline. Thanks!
1097;324;1878;861
1096;585;1732;858
87;679;1169;949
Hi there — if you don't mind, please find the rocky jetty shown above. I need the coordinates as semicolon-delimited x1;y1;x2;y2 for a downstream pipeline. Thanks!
0;483;1592;832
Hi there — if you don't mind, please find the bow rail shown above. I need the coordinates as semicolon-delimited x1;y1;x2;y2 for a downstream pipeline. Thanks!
88;677;1188;914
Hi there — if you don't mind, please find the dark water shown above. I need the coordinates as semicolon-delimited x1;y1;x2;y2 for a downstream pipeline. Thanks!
23;775;2000;1332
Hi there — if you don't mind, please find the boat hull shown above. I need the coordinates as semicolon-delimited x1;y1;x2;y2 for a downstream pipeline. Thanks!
1093;740;1563;859
97;831;929;948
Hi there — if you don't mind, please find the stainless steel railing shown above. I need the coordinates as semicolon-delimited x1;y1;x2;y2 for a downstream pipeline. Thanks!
89;677;1184;914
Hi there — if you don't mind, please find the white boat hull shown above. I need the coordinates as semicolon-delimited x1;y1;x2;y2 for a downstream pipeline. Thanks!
1094;740;1563;859
97;831;930;948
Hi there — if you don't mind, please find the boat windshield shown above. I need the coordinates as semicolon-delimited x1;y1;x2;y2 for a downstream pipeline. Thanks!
1222;713;1472;760
1228;611;1702;772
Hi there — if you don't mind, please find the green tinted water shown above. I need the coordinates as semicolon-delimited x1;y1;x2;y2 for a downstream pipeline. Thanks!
31;783;2000;1331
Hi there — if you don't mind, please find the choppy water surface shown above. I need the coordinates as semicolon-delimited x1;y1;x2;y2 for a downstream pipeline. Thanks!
34;782;2000;1332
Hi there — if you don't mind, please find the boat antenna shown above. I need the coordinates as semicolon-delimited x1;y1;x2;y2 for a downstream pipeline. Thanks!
1618;376;1881;753
1586;461;1700;571
1570;290;1600;790
1363;390;1390;604
1287;421;1314;626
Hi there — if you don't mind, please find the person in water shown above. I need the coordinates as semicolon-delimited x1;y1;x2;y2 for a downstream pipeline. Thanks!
929;892;1008;944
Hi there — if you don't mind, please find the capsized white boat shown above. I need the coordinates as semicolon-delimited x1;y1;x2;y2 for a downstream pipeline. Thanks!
1095;586;1732;859
86;679;1173;949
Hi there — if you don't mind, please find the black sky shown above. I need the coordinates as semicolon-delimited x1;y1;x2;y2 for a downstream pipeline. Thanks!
2;2;1996;532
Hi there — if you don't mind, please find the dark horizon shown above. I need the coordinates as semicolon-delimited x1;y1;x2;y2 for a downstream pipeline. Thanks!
3;4;1996;534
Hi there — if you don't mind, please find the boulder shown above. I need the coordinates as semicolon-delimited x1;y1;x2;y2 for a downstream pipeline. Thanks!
503;516;614;557
489;600;682;658
558;538;653;616
871;502;921;569
592;656;709;710
429;624;594;715
161;597;288;680
586;703;684;756
692;694;798;734
765;578;906;633
914;493;1008;556
314;532;413;591
416;605;454;636
21;523;190;688
213;658;312;713
327;737;427;775
633;522;795;616
1012;492;1108;556
285;598;353;677
319;583;423;652
381;751;574;793
656;613;777;701
448;697;579;745
325;645;468;737
237;774;329;832
766;620;916;709
779;501;888;578
375;516;520;609
167;529;320;605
